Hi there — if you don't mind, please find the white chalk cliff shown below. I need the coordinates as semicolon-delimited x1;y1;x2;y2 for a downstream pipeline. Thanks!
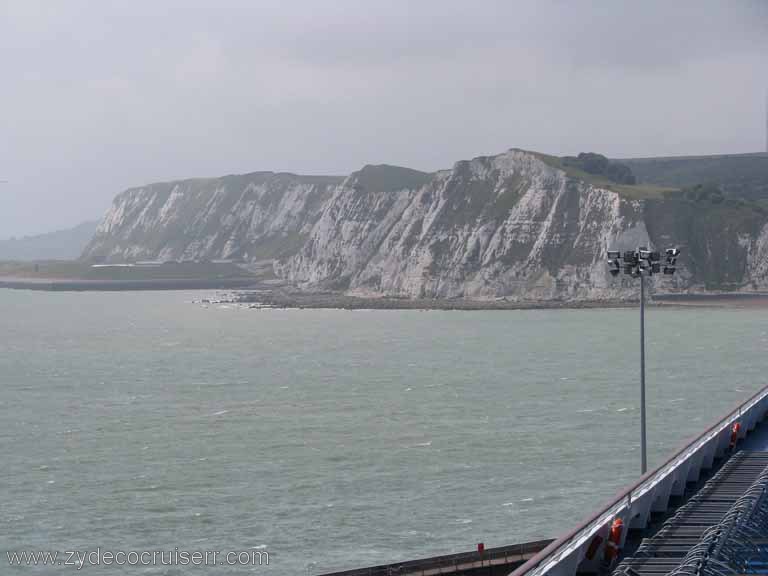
83;150;768;300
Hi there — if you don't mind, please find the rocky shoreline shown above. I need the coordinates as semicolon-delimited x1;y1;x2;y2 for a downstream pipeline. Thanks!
228;289;638;311
4;273;767;310
217;289;768;311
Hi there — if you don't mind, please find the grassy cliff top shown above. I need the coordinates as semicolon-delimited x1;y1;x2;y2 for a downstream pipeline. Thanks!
619;152;768;202
530;151;678;199
351;164;433;192
523;149;768;201
619;152;767;179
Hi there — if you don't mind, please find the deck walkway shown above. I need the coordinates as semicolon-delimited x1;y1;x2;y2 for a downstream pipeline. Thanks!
611;451;768;576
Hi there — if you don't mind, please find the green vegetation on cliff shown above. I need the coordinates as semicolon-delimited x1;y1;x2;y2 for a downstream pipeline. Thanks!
533;151;677;199
645;185;767;290
534;150;768;204
621;153;768;202
351;165;432;193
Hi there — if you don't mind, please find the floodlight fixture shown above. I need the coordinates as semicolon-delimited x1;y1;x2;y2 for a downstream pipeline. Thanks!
609;246;681;280
606;245;682;475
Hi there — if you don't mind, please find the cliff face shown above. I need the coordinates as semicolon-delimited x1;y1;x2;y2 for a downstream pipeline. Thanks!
285;151;653;299
81;173;342;263
85;150;768;300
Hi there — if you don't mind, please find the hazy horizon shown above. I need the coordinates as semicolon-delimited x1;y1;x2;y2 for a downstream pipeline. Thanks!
2;0;767;238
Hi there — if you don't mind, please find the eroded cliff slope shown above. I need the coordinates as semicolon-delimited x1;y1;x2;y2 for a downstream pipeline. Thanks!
82;172;342;263
84;150;768;300
286;151;658;299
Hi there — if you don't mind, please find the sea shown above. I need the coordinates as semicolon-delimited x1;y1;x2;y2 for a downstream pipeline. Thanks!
1;290;767;574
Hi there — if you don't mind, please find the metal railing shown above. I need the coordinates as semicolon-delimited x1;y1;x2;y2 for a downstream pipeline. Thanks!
509;383;768;576
319;539;552;576
611;451;768;576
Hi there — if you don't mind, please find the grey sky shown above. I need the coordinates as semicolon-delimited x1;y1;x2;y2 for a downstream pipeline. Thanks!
1;0;767;238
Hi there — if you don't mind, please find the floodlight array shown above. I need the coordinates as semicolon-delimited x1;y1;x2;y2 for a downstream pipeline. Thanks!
607;246;680;278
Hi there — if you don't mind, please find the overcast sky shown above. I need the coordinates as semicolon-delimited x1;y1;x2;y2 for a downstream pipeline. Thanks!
1;0;767;237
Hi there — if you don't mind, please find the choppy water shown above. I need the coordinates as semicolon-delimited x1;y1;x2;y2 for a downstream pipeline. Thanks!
1;290;767;575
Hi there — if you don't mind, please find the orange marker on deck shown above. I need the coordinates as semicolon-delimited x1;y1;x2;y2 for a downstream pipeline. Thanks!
603;518;624;565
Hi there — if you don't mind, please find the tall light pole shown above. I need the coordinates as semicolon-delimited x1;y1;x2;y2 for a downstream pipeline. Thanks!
607;246;681;474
